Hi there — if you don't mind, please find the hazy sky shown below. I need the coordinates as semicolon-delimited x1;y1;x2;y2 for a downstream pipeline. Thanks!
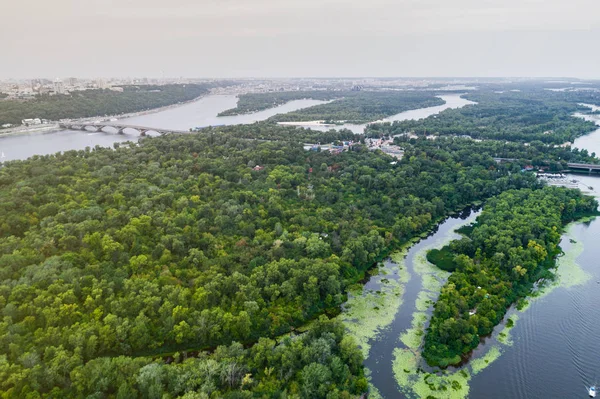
2;0;599;79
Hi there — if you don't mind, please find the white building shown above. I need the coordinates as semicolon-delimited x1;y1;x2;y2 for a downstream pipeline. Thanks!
21;118;42;126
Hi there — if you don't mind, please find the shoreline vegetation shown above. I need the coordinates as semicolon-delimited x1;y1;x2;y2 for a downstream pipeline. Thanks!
218;90;447;124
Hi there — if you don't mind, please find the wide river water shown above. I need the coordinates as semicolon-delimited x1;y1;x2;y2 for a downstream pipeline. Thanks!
2;93;600;398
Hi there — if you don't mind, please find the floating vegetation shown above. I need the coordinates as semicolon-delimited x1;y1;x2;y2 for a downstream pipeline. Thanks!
470;346;502;375
497;315;518;346
416;291;435;312
392;348;472;399
339;258;410;357
367;383;384;399
392;348;419;388
556;223;590;288
400;312;428;350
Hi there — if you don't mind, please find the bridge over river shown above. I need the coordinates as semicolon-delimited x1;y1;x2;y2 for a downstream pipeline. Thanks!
59;122;190;136
567;162;600;173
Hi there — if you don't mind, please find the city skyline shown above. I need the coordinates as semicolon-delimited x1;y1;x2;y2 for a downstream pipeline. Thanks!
1;0;599;79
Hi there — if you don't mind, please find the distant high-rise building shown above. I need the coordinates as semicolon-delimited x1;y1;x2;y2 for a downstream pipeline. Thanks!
53;79;65;94
67;77;78;86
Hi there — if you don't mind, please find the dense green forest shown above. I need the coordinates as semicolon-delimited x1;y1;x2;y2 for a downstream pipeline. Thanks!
266;92;445;124
0;120;567;397
0;84;212;126
366;90;597;144
423;187;598;367
394;136;600;169
204;124;357;144
218;91;344;116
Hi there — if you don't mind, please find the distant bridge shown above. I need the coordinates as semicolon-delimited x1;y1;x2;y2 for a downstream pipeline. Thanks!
59;122;190;136
567;163;600;172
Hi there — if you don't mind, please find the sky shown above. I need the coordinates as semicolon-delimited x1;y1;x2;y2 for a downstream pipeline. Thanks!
1;0;599;79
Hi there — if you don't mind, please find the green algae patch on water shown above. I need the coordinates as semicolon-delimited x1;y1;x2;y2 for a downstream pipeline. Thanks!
400;311;428;350
423;273;445;292
497;314;519;346
416;290;436;312
412;372;471;399
367;383;384;399
470;346;502;375
339;258;410;358
556;223;590;289
392;348;472;399
392;348;419;388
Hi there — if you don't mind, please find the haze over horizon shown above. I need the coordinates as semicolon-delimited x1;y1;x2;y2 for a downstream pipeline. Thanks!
2;0;599;79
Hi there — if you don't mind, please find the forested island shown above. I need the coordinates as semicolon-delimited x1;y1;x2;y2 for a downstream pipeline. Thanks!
217;91;344;116
266;91;445;124
0;84;213;126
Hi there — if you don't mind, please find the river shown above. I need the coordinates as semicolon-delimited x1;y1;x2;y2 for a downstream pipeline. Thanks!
0;95;328;162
